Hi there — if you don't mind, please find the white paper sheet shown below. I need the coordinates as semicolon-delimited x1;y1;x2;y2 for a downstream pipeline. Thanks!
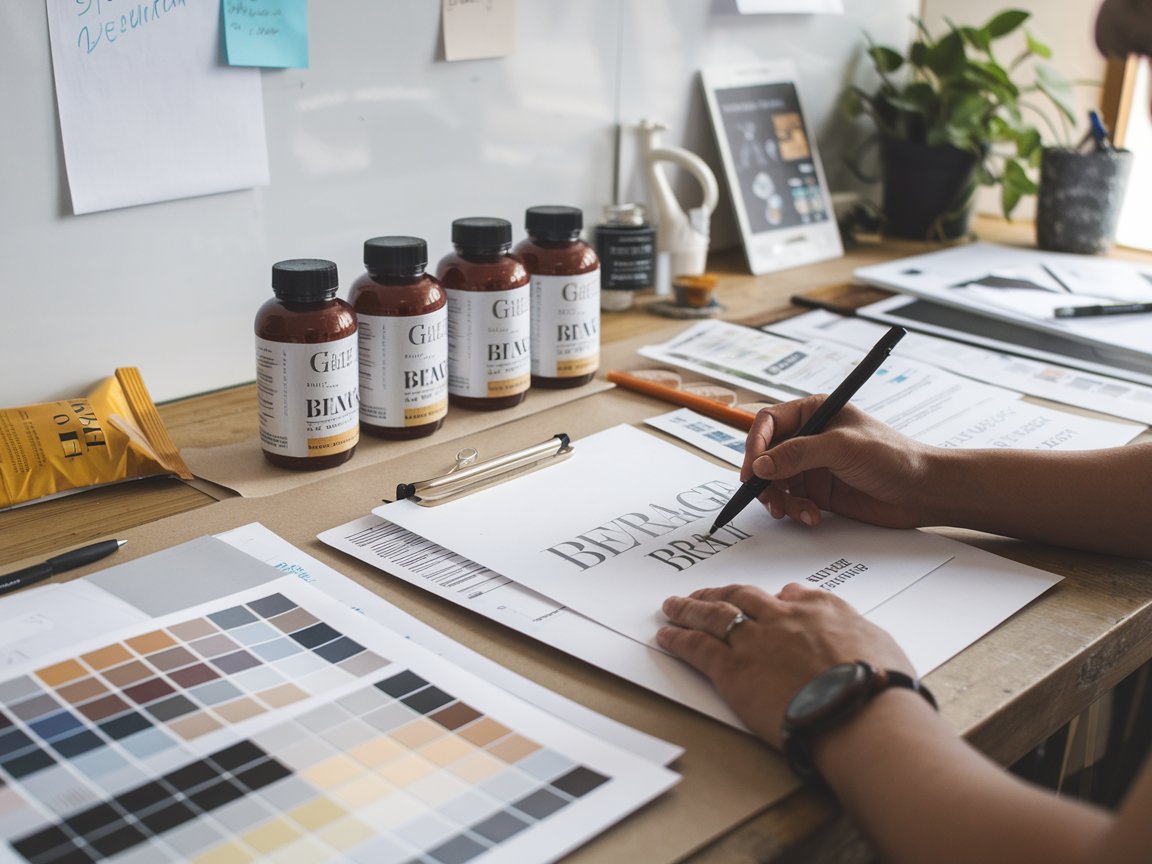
44;0;269;213
645;409;747;466
640;321;1143;450
218;523;684;766
736;0;843;11
0;581;147;670
379;425;957;649
766;309;1152;426
319;513;747;729
321;508;1060;721
853;243;1152;358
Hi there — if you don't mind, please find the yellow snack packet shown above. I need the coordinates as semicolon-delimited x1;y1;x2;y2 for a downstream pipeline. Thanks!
0;368;193;509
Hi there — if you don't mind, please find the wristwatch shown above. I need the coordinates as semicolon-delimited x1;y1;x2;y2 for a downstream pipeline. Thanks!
781;660;937;780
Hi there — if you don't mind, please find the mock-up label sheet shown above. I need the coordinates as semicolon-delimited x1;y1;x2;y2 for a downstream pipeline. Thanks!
379;425;957;650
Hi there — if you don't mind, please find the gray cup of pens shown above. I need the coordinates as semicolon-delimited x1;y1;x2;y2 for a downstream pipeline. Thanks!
1035;148;1133;255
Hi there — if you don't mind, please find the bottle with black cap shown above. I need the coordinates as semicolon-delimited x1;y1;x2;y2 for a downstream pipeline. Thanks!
513;205;600;389
349;237;448;439
255;259;359;470
436;217;531;410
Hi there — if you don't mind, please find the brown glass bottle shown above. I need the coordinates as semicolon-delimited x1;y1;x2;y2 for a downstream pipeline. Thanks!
349;237;448;439
513;206;600;389
255;259;359;470
436;217;531;410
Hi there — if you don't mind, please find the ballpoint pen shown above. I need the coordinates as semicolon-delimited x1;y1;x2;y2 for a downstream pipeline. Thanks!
708;326;906;535
0;538;126;597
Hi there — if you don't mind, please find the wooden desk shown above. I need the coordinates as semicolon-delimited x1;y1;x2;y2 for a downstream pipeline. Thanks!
4;217;1152;862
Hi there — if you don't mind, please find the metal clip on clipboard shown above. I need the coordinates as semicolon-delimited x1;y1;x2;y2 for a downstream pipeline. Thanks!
394;433;574;506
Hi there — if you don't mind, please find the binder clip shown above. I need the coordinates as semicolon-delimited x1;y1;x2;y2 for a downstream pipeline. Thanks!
395;434;574;506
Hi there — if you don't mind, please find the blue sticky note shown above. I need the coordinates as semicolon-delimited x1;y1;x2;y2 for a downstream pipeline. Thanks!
223;0;309;69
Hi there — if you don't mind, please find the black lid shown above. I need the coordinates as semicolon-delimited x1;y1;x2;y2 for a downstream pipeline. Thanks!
271;259;339;302
526;205;583;240
452;217;512;251
363;236;427;275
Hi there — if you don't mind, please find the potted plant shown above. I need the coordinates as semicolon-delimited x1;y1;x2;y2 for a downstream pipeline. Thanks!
843;9;1076;240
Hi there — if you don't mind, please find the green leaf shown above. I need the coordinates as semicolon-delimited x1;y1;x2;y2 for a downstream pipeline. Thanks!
1015;127;1042;160
869;45;904;74
1025;31;1052;59
1001;183;1023;218
959;26;991;54
925;30;967;77
909;40;928;67
1002;158;1038;193
1035;64;1077;124
885;81;939;119
946;92;990;132
1000;158;1037;218
985;9;1030;39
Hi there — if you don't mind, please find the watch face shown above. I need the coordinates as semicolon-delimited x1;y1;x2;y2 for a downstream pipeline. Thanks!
786;662;870;726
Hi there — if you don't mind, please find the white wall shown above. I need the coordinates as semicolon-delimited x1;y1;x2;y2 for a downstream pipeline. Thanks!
0;0;916;405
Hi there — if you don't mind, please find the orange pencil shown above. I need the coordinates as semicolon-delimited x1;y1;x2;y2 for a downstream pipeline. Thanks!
607;370;758;431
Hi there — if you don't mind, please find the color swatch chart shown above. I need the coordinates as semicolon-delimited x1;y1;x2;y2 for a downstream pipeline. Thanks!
0;579;676;863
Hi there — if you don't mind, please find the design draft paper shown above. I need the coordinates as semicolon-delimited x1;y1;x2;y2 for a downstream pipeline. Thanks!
44;0;269;214
379;425;956;649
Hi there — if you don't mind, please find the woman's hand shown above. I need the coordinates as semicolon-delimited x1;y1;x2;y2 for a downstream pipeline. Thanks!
742;396;938;529
657;583;914;747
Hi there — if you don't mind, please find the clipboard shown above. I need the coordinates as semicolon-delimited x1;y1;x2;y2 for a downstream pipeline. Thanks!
395;433;574;506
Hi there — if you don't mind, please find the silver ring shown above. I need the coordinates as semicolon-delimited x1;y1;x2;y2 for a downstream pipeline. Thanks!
723;611;749;642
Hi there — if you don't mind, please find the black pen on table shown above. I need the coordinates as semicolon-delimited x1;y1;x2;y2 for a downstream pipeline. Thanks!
1054;301;1152;318
708;325;906;535
0;538;126;597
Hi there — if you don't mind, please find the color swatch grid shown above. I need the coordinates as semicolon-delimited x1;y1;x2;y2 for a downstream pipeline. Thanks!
0;582;655;863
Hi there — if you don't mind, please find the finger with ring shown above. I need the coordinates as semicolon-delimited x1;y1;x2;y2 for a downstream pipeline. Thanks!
723;611;749;642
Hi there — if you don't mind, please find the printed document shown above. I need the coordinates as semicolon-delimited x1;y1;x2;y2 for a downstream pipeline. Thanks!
767;309;1152;425
640;321;1142;450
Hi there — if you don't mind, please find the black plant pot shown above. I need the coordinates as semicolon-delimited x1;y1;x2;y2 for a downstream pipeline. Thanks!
1035;147;1133;254
881;139;978;241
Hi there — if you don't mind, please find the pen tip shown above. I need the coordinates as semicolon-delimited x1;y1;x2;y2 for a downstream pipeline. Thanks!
116;540;127;548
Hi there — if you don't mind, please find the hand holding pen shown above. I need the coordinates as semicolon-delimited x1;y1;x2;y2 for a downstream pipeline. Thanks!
709;326;905;534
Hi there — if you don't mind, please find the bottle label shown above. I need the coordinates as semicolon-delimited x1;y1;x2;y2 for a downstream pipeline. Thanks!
256;334;359;458
357;309;449;428
596;226;656;289
530;269;600;378
446;285;531;399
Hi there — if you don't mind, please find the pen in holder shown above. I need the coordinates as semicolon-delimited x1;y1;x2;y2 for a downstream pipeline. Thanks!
1035;146;1132;255
395;434;574;506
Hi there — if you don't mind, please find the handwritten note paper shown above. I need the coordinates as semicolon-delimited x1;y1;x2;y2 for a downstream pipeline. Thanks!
44;0;269;214
224;0;309;69
442;0;516;62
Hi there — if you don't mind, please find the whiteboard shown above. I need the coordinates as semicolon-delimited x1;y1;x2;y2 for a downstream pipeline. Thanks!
0;0;914;405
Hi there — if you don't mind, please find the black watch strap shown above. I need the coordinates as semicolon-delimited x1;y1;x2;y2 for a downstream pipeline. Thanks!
782;662;937;781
